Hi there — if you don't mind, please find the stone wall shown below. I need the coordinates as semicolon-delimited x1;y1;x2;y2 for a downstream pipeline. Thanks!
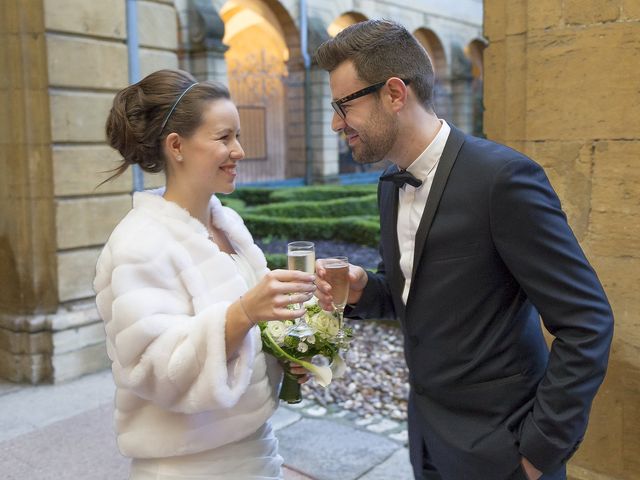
483;2;639;479
0;0;174;383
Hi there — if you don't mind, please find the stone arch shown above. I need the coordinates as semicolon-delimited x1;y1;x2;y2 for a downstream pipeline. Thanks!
413;28;451;121
465;38;486;137
175;0;228;83
327;11;368;38
216;0;302;181
465;38;486;80
413;28;447;78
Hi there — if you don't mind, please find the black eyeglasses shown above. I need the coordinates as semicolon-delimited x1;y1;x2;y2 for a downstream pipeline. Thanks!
331;78;411;119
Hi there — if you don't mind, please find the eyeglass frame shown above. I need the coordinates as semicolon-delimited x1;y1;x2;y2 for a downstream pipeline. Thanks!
331;78;411;119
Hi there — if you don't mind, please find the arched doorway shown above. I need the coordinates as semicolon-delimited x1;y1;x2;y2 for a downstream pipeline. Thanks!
465;39;486;137
219;0;300;182
413;28;450;120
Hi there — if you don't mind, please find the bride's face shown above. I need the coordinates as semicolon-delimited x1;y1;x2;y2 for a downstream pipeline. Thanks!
177;99;245;195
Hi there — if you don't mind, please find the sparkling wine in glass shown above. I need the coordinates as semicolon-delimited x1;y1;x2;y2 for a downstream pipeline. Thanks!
323;256;350;346
286;241;316;337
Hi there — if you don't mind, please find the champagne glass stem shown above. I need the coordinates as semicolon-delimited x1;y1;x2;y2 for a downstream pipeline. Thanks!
335;306;347;348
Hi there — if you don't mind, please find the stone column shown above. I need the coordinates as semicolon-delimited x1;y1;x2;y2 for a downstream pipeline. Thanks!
310;67;339;182
284;57;306;179
0;0;57;383
181;0;229;84
0;0;178;384
449;44;475;134
484;1;640;478
433;77;453;124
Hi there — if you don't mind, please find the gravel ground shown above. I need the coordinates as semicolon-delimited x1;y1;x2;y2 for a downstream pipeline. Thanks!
302;320;410;422
257;239;409;421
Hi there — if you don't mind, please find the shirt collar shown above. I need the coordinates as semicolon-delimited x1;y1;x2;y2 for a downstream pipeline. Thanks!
405;119;451;184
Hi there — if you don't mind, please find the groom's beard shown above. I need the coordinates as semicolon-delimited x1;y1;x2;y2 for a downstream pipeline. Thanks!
350;106;398;165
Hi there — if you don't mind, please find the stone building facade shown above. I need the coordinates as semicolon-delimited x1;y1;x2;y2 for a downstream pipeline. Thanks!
484;2;640;479
0;0;483;384
3;0;637;479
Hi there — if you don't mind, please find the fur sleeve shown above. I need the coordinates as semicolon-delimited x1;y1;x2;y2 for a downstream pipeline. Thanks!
94;220;257;414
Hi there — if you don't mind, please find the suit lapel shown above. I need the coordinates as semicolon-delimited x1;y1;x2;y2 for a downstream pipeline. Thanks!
410;126;466;281
378;167;405;308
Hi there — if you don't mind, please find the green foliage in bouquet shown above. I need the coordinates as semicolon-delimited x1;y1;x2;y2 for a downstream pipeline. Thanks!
259;302;353;404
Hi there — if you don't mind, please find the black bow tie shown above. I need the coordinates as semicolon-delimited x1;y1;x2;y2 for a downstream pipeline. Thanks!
380;169;423;189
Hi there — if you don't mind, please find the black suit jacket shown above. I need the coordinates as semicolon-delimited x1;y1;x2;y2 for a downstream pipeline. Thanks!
349;126;613;479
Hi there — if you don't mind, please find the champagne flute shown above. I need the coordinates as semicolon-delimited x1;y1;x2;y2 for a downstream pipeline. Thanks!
323;256;350;346
286;241;316;337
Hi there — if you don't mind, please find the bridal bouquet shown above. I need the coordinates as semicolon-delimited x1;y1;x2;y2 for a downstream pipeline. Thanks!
259;301;352;404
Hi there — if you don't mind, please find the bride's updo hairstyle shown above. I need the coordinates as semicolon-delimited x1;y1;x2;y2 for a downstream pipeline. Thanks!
104;69;230;181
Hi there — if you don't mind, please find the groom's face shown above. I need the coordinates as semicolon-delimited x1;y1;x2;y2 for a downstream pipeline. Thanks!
329;61;397;165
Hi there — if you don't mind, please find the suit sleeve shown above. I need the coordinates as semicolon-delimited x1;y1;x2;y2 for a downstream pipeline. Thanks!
490;156;614;473
347;260;397;320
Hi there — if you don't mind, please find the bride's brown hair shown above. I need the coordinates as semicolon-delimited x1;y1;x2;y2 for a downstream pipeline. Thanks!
103;69;230;184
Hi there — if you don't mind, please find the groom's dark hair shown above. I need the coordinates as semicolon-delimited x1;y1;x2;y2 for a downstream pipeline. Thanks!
314;19;435;111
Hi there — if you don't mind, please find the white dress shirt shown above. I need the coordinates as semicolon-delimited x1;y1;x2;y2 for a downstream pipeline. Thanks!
397;120;451;304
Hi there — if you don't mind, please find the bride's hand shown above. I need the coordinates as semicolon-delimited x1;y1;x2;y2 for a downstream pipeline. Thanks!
241;269;316;323
289;362;310;384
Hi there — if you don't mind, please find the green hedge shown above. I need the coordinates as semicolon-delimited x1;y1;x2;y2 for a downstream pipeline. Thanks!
221;184;381;248
264;253;288;270
244;215;379;247
246;194;378;218
224;187;275;206
270;184;376;203
218;196;246;212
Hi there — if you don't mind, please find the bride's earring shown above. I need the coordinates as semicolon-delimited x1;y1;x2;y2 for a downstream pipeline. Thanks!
176;154;183;162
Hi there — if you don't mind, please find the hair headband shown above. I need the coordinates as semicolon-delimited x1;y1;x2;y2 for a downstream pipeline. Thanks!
159;82;198;135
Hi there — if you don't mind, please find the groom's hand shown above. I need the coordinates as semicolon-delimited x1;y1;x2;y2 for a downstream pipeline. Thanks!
520;457;542;480
315;261;368;311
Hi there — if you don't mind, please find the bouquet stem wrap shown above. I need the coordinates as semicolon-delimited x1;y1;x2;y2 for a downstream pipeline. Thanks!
279;367;303;404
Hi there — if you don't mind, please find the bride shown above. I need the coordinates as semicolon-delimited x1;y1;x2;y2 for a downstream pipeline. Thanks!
94;69;315;479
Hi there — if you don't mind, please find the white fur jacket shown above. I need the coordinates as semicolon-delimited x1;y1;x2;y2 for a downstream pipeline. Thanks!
94;190;280;459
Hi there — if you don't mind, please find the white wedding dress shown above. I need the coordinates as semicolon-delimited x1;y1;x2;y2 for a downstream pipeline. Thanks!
130;252;284;480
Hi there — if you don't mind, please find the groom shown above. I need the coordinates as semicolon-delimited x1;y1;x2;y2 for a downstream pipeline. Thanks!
313;20;613;480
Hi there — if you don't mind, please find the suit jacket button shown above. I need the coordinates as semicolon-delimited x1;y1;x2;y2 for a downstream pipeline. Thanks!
409;335;419;347
414;385;426;395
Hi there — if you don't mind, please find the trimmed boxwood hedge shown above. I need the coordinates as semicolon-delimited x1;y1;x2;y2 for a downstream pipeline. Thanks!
270;184;376;203
243;214;379;248
224;184;377;208
218;197;246;212
224;188;274;206
246;194;378;218
264;253;287;270
221;183;380;248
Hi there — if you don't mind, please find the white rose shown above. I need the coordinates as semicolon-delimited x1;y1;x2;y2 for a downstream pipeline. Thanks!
308;311;330;332
297;341;309;353
326;315;339;337
266;321;286;344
